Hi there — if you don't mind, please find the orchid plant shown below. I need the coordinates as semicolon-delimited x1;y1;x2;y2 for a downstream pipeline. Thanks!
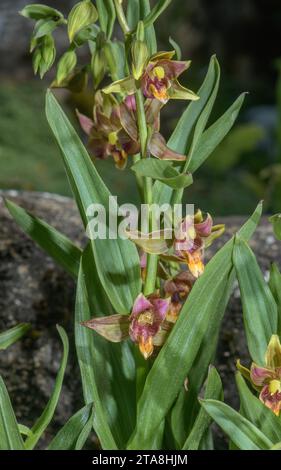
1;0;280;451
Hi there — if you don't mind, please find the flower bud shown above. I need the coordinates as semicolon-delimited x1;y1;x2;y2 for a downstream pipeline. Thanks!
132;40;149;80
56;50;77;85
67;0;98;42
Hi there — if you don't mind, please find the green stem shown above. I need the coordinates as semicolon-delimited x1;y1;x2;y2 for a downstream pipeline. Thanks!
135;89;158;296
114;0;130;35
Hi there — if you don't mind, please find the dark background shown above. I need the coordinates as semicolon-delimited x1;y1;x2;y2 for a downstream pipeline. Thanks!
1;0;281;215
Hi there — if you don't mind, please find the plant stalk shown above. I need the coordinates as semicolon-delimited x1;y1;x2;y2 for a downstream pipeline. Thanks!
135;89;158;296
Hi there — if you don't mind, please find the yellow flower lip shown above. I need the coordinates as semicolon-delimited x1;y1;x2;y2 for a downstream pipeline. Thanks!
153;65;165;79
269;379;281;395
108;131;118;145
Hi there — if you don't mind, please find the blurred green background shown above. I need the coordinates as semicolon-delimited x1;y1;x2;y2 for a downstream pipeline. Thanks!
1;0;281;215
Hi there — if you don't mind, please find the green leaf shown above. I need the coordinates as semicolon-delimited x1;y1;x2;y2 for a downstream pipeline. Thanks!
236;372;281;444
233;237;278;364
0;377;25;449
187;93;246;173
0;323;31;350
153;55;220;205
183;367;223;450
201;399;273;450
20;4;63;21
45;91;141;314
68;0;98;42
18;424;34;439
131;159;193;189
5;199;81;278
139;0;157;55
24;326;69;450
96;0;115;38
127;202;262;449
142;0;172;29
75;260;118;450
126;0;140;29
76;247;136;448
48;404;93;450
269;214;281;241
169;37;182;60
269;263;281;336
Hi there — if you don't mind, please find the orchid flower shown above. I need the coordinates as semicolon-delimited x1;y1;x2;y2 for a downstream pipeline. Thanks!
237;335;281;416
164;271;194;322
119;95;187;161
82;293;170;359
78;93;186;165
127;211;225;278
77;91;139;169
103;51;199;104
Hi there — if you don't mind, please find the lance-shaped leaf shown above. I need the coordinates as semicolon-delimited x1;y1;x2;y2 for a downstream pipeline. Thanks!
269;263;281;336
236;372;281;444
187;93;246;173
0;377;25;450
0;323;31;350
131;159;193;189
24;326;69;449
96;0;115;38
5;199;81;278
79;246;136;448
142;0;172;29
46;91;141;314
201;399;273;450
233;237;278;365
48;404;94;450
183;366;223;450
75;259;118;450
269;214;281;241
139;0;157;54
153;55;220;205
127;202;262;449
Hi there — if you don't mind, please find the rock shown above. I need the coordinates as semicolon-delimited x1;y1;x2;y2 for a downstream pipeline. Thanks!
0;190;279;448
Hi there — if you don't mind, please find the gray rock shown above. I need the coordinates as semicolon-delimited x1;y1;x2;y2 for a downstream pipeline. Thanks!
0;190;280;448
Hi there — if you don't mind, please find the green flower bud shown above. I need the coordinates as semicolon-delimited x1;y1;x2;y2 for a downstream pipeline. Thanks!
91;50;106;89
67;0;98;43
56;50;77;85
132;40;149;80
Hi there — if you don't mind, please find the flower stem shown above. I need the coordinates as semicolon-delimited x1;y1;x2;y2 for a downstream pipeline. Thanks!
135;89;158;296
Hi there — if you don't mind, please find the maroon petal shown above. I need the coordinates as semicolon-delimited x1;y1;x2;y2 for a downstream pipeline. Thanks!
250;363;275;387
151;297;170;321
195;214;213;237
148;132;186;161
131;293;153;317
159;59;190;79
76;110;94;135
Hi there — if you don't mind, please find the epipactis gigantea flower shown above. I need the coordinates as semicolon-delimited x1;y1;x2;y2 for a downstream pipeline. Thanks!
77;91;139;169
81;293;170;360
78;92;186;166
103;51;199;104
127;211;225;278
237;335;281;416
164;271;195;323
